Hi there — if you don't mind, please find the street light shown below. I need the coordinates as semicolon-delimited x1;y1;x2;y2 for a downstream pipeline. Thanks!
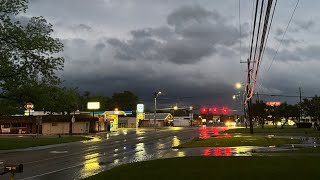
87;102;100;131
235;82;242;89
172;104;178;126
234;82;245;126
154;91;161;130
190;106;193;126
232;95;237;100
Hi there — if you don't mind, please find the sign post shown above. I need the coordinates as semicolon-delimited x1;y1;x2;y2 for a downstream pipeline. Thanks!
24;102;34;116
136;104;145;129
87;102;100;132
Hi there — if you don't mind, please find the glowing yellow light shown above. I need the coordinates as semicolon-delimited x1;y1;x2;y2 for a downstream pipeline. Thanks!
172;136;181;147
232;95;236;99
80;153;101;179
177;151;186;157
225;121;236;127
87;102;100;110
174;105;178;110
235;82;242;89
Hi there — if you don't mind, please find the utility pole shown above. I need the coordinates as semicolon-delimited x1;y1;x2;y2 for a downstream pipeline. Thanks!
154;94;157;131
299;87;302;122
154;91;161;131
246;58;253;134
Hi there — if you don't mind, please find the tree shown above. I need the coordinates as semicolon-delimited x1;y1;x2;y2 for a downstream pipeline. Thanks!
0;82;82;115
0;0;64;92
302;96;320;121
111;91;139;110
277;103;299;129
251;100;268;128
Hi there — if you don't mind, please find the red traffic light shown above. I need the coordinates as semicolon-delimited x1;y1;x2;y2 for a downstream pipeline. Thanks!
201;107;208;114
211;107;218;114
222;107;229;114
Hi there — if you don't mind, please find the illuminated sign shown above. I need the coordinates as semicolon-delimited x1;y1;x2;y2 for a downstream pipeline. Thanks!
87;102;100;110
137;104;144;113
266;101;281;106
24;102;34;110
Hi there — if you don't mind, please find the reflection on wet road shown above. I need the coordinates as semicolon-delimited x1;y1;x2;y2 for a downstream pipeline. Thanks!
0;128;198;180
199;127;230;139
3;126;315;180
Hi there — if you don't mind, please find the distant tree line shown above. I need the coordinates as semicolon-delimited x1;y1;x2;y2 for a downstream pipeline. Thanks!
251;95;320;128
0;84;139;116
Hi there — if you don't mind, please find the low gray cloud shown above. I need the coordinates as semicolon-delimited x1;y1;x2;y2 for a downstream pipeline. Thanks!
265;45;320;62
275;28;284;36
294;20;316;31
77;24;91;31
274;36;299;46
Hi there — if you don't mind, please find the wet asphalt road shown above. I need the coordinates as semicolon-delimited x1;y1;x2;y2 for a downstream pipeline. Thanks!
0;127;201;180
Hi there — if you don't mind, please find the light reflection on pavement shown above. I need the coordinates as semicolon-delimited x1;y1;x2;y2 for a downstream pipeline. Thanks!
3;126;312;180
2;127;198;180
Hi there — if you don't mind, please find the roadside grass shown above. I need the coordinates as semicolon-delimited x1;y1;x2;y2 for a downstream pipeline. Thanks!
84;156;320;180
177;136;301;148
0;136;91;150
226;126;320;137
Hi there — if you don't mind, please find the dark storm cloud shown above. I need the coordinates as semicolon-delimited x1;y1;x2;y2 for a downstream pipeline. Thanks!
25;0;320;109
107;5;241;64
166;5;222;27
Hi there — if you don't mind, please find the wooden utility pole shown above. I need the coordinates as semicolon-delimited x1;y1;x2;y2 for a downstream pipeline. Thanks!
246;58;253;134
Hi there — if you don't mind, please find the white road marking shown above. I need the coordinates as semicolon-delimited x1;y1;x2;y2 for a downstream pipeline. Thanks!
50;151;68;154
20;164;82;180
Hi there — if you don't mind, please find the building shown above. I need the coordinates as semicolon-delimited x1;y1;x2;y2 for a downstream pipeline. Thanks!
41;115;96;135
142;113;173;127
0;115;97;135
0;116;39;134
118;117;136;128
173;116;191;127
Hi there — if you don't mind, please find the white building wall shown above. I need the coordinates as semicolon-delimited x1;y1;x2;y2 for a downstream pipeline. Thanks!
174;117;191;127
72;121;90;134
42;122;69;135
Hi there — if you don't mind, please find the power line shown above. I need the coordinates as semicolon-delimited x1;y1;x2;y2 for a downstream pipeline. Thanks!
256;0;278;92
251;0;265;80
255;93;312;98
266;0;300;73
250;0;274;98
238;0;244;74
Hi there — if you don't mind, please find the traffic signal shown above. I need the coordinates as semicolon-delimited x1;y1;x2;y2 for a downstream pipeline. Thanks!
211;107;218;114
201;107;208;114
222;107;229;114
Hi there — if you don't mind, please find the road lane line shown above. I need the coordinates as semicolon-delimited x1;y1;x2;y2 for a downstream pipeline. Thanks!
20;164;83;180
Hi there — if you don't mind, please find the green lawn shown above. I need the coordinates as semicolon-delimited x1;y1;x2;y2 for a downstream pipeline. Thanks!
178;136;301;148
0;136;91;150
226;127;320;136
84;156;320;180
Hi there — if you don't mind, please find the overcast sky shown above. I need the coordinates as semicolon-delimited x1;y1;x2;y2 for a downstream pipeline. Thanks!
24;0;320;110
